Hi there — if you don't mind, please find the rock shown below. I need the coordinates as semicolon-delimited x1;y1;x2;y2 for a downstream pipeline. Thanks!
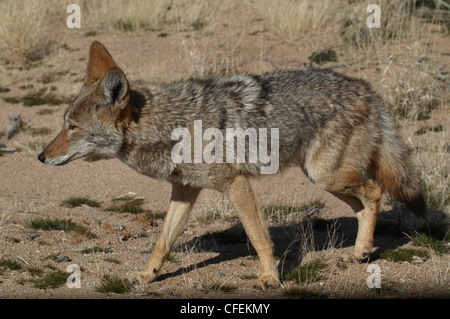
113;224;125;231
53;255;71;263
120;233;132;241
7;114;22;140
26;233;40;241
133;231;149;238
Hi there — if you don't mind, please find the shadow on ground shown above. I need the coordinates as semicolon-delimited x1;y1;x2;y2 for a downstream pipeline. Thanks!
157;206;448;282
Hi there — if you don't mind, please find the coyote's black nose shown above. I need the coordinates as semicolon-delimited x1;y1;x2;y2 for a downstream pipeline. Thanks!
38;153;46;163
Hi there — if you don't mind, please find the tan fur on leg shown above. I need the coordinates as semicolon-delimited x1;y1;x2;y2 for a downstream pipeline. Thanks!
226;175;279;288
128;183;200;284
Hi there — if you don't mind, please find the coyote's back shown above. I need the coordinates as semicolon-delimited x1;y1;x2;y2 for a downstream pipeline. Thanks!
134;68;426;217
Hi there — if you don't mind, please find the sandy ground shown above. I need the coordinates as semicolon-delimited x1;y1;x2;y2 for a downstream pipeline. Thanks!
0;6;449;301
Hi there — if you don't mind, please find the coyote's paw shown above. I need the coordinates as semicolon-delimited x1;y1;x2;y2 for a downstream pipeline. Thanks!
127;270;157;285
342;249;370;263
260;273;280;289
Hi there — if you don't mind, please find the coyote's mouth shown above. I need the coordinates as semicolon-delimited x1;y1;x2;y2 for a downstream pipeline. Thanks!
46;152;80;166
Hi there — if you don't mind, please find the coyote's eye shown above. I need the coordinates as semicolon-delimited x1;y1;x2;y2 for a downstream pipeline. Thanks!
68;124;77;131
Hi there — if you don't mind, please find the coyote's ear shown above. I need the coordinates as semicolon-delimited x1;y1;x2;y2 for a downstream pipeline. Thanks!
102;68;129;105
86;41;123;86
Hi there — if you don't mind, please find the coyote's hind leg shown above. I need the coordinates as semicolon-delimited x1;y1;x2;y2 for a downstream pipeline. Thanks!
322;172;382;261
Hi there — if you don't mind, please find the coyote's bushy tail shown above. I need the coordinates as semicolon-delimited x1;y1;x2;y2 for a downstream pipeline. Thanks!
371;123;427;217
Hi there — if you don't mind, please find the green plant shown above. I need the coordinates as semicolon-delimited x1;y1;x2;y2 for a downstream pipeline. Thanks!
2;90;72;107
62;197;101;208
26;217;96;239
285;259;327;284
0;259;22;271
263;201;324;224
108;197;145;214
379;248;429;262
96;275;129;294
27;218;78;231
28;270;68;289
29;127;52;137
412;231;448;253
204;282;236;293
80;246;113;254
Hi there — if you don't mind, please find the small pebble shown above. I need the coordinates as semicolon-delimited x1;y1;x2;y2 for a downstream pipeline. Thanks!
133;231;149;238
113;224;125;231
53;255;71;263
26;233;40;241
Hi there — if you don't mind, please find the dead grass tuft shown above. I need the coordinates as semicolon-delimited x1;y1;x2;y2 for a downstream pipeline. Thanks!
0;0;58;67
250;0;337;42
82;0;223;32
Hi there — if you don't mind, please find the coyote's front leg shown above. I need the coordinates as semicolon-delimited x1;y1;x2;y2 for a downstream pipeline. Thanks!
226;175;280;288
128;183;200;284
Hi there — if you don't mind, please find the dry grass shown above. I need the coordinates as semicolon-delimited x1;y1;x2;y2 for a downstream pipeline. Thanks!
414;132;450;213
0;200;13;231
0;0;60;68
81;0;223;32
250;0;338;42
340;0;422;57
182;23;245;78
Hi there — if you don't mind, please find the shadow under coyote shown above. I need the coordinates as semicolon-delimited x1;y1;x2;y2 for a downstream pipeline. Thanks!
156;208;426;283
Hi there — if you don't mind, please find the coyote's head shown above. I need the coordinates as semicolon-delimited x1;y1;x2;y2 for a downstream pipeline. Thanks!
38;41;131;165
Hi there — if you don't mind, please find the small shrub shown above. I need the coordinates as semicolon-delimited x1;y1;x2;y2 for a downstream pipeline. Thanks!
263;200;324;224
29;127;52;137
27;218;79;231
26;267;44;276
80;246;113;255
379;248;429;262
412;231;448;253
239;274;258;280
285;259;328;284
308;49;338;65
3;90;72;107
0;259;22;271
62;197;100;208
96;275;129;294
108;197;145;214
26;218;96;239
203;283;237;293
37;108;57;115
104;257;121;264
28;270;68;289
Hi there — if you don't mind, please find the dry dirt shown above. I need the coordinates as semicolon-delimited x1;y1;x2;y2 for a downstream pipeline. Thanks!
0;6;449;302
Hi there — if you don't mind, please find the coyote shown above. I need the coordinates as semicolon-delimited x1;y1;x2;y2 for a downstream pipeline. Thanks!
38;41;425;288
